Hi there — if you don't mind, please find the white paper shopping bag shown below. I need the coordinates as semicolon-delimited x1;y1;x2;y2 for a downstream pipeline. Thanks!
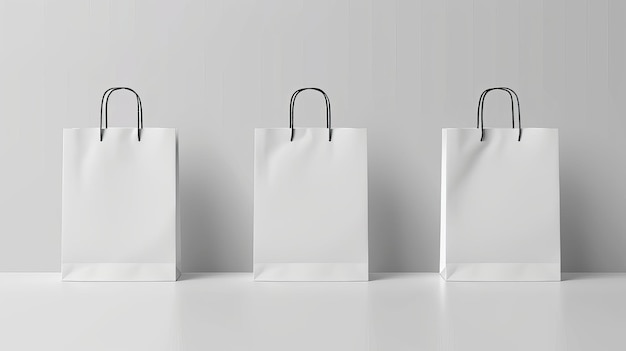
254;88;368;281
441;87;560;281
62;87;180;281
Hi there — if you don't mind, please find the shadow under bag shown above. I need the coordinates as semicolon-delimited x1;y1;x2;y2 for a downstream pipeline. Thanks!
254;88;368;281
62;88;180;281
440;87;561;281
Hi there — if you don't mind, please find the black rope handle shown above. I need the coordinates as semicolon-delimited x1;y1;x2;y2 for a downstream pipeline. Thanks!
476;87;521;142
289;87;332;142
99;87;143;141
477;88;516;129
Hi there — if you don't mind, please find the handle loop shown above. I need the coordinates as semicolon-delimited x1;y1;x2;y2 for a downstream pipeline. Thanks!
99;87;143;141
289;87;332;142
476;87;521;142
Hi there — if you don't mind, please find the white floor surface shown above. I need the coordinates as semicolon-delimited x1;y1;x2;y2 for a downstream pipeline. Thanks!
0;273;624;351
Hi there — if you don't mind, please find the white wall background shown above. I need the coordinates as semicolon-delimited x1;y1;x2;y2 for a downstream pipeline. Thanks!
1;0;625;272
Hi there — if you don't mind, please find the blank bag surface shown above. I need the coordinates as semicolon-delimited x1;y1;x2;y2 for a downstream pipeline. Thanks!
440;88;561;281
253;88;368;281
62;88;180;281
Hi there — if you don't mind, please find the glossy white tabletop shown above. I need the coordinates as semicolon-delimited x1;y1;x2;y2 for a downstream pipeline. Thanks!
0;273;624;351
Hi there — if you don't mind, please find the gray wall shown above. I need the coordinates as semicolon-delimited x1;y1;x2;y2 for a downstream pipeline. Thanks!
1;0;625;272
